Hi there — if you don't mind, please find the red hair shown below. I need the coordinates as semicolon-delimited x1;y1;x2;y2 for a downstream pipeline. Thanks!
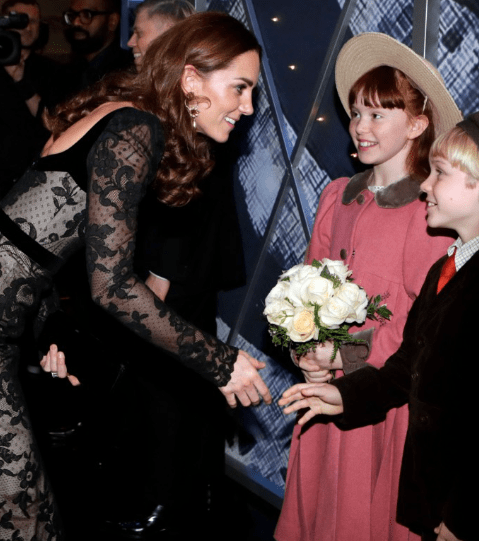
46;11;261;206
349;66;435;181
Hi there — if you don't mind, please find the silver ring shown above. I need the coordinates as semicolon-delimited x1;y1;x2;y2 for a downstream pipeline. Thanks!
51;372;58;378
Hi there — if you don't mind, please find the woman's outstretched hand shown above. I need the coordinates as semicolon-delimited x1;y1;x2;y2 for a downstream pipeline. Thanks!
40;344;81;386
219;350;272;408
278;382;343;425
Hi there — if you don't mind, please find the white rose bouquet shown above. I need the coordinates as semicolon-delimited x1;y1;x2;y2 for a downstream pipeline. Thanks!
264;259;392;357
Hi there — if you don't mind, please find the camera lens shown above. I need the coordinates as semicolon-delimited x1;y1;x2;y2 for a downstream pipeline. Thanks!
0;30;21;65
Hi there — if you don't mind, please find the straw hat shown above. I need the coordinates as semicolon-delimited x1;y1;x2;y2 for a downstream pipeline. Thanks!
335;32;462;136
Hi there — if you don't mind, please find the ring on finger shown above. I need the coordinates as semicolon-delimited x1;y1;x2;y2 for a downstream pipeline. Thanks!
51;372;58;378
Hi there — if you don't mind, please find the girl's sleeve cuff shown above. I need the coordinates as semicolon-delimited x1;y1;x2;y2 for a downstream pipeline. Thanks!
340;328;374;374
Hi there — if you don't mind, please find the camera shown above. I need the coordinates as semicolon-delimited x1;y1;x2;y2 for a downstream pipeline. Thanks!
0;12;28;65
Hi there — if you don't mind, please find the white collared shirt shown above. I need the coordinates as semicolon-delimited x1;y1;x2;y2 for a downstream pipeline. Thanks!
447;236;479;271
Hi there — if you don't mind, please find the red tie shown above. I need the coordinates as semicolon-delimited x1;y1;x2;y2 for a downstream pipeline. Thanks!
437;248;457;294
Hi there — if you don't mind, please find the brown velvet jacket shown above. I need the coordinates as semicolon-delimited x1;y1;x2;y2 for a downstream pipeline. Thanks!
333;250;478;540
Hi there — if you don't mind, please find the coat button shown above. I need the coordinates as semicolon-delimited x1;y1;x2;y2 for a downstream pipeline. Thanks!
417;337;425;347
357;194;365;204
411;372;419;380
420;414;428;424
340;249;347;259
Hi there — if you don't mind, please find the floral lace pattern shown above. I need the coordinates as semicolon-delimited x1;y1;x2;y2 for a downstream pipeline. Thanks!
0;108;237;539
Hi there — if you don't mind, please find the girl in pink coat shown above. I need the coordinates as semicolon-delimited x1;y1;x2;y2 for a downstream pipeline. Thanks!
275;33;461;541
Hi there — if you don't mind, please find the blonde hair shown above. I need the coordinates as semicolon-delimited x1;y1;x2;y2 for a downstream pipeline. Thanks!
430;127;479;186
138;0;195;24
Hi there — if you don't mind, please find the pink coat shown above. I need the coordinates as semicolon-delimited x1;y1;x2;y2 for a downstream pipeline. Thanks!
275;173;454;541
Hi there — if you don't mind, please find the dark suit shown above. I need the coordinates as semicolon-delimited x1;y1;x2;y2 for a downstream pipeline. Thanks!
333;249;478;540
0;53;61;196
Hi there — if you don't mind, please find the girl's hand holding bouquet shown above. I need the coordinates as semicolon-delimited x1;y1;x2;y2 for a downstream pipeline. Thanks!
264;259;392;366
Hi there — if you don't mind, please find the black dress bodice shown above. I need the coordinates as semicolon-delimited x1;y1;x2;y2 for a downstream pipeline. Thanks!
0;107;237;386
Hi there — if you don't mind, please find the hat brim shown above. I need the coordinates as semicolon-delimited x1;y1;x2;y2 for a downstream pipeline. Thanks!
335;33;462;136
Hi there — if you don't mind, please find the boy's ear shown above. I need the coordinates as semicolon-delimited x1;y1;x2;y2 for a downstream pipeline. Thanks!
408;115;429;140
181;65;202;95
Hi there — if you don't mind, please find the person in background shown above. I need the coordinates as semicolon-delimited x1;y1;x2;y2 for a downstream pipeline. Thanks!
61;0;132;95
0;0;61;197
127;0;195;70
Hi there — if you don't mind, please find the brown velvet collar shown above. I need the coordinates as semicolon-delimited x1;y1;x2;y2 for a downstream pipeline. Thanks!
342;170;422;209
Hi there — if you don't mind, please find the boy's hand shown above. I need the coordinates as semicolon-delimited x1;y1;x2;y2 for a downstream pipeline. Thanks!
278;382;344;425
434;522;462;541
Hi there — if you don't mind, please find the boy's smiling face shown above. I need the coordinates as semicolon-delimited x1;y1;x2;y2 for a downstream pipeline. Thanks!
421;157;479;243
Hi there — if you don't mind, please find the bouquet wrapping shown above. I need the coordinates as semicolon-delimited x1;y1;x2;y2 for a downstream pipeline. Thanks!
264;259;392;357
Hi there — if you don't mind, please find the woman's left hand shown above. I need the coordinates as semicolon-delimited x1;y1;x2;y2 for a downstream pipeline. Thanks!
219;350;272;408
40;344;81;386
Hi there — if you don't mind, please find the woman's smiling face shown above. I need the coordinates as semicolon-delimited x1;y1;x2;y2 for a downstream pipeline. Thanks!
184;50;260;143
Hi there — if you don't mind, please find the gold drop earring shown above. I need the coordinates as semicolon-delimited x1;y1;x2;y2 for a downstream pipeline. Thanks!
185;93;200;129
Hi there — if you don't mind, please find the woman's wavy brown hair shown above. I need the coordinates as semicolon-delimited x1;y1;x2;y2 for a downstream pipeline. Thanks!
349;65;435;182
45;11;261;206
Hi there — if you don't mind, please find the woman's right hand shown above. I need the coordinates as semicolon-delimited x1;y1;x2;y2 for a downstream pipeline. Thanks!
219;350;272;408
40;344;81;386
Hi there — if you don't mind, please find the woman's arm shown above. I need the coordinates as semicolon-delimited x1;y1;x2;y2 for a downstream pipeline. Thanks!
145;272;170;301
83;110;271;405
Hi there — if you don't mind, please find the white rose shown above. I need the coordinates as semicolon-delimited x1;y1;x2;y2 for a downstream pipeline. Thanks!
335;282;368;324
287;308;318;342
300;275;334;305
265;280;290;305
319;296;351;329
280;263;305;280
285;265;322;307
320;258;351;283
263;299;295;326
296;264;322;281
284;274;305;308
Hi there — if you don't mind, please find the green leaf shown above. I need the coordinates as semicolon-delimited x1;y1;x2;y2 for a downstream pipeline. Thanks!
320;265;342;288
366;295;393;322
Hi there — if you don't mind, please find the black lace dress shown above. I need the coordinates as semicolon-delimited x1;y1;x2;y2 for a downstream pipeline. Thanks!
0;107;237;540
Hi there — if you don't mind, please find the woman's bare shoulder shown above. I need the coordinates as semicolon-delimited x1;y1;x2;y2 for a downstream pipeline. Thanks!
42;102;136;158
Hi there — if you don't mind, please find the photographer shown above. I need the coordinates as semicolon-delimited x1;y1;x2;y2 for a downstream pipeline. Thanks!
0;0;60;197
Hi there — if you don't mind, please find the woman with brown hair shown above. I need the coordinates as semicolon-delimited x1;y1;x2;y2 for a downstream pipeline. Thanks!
0;11;269;540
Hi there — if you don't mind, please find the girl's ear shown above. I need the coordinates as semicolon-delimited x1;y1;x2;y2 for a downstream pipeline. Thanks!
408;114;429;140
181;65;201;95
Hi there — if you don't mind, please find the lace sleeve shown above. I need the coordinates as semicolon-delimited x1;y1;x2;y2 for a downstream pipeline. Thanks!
84;109;237;386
